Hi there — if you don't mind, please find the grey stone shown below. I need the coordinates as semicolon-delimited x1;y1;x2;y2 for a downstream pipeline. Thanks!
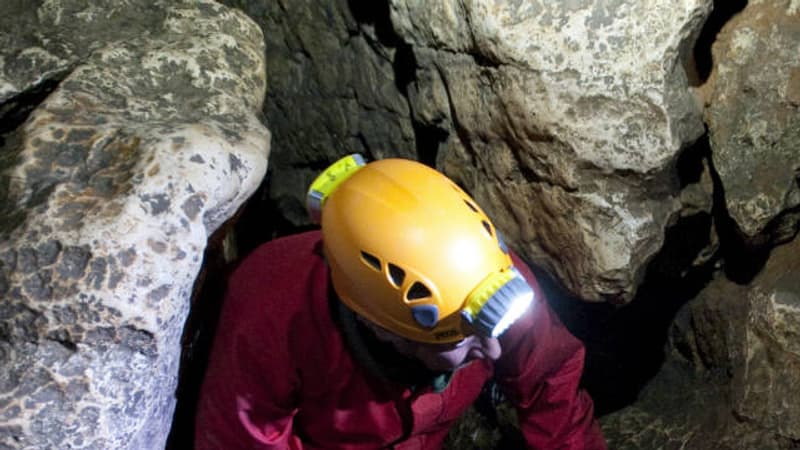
600;355;795;450
633;236;800;447
390;0;710;301
733;237;800;439
0;0;270;448
55;245;91;280
706;0;800;241
221;0;417;226
35;240;61;267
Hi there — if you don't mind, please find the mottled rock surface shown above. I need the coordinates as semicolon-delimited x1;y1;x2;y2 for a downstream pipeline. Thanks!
733;235;800;440
226;0;709;302
601;234;800;449
706;0;800;242
599;356;796;450
220;0;417;227
0;1;269;448
391;0;710;303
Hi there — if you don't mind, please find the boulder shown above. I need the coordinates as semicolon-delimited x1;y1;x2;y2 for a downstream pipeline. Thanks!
733;235;800;439
220;0;418;227
0;1;269;448
390;0;710;302
602;233;800;449
225;0;711;302
705;0;800;242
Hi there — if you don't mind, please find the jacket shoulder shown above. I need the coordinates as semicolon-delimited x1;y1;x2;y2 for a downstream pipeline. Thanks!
225;230;328;321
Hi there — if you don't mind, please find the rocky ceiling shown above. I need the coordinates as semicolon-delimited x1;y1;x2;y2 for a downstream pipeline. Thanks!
1;0;798;449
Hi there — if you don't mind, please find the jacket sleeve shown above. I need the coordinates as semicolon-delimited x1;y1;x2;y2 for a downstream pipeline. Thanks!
194;254;304;450
495;254;607;450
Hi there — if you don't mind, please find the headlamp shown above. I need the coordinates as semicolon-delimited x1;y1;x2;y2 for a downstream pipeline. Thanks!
461;268;534;338
307;153;366;223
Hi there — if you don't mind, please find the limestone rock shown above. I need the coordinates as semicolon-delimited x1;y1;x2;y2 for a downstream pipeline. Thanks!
599;356;794;450
221;0;417;226
390;0;710;302
706;0;800;241
634;235;800;448
0;1;269;448
734;235;800;439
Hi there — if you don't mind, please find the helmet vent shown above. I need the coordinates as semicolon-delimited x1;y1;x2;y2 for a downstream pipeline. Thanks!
406;282;431;301
361;251;381;271
464;199;479;212
482;220;494;237
388;264;406;288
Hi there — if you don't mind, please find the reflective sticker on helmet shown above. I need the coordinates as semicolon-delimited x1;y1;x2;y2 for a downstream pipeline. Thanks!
306;153;366;222
496;231;509;254
411;304;439;328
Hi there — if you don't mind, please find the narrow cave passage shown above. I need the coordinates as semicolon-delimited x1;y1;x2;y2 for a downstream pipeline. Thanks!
163;1;800;449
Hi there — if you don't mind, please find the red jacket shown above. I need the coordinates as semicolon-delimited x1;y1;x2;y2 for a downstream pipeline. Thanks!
195;231;605;449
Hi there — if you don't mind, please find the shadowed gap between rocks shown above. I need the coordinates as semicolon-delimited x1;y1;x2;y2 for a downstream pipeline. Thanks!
544;133;718;416
166;216;238;449
167;157;325;449
689;0;748;85
1;77;65;237
703;135;772;284
548;129;780;418
0;77;64;136
541;210;717;416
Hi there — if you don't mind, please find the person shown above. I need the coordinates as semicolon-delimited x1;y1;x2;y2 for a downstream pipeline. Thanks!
194;154;606;449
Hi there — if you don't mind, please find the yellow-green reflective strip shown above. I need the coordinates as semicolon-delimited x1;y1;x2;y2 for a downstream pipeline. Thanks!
307;154;365;206
463;269;515;317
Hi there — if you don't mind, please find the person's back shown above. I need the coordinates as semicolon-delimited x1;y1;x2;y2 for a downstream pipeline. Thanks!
195;155;606;449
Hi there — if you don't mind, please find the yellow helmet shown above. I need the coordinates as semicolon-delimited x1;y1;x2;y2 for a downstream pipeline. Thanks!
307;154;534;343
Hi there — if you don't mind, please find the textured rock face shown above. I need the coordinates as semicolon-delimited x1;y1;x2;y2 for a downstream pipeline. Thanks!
389;0;709;302
232;0;710;302
0;1;269;448
706;0;800;241
220;0;417;227
734;236;800;439
603;235;800;449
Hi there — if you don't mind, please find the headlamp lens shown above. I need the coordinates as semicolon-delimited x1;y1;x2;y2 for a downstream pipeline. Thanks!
461;268;534;338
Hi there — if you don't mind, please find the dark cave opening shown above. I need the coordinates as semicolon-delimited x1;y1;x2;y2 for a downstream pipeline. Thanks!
413;121;448;168
0;77;63;136
690;0;748;85
541;207;717;416
1;77;65;237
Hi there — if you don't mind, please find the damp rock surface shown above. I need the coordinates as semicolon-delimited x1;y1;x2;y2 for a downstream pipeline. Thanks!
604;235;800;449
230;0;711;302
392;0;710;303
220;0;418;227
734;235;800;440
0;1;269;448
706;0;800;241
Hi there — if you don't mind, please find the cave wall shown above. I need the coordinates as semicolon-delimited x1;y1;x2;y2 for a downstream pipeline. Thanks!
0;1;269;448
1;0;798;449
218;0;800;449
